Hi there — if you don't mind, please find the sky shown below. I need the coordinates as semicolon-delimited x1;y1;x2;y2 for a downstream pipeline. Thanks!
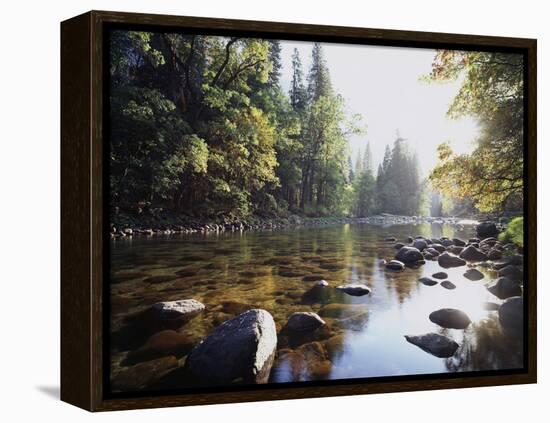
278;41;480;177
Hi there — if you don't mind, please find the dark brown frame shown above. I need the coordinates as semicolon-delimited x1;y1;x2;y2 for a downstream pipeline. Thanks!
61;10;537;412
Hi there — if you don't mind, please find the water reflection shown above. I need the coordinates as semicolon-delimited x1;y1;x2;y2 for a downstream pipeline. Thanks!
110;222;523;389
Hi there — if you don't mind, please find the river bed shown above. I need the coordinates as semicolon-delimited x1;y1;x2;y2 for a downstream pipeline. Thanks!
109;222;523;391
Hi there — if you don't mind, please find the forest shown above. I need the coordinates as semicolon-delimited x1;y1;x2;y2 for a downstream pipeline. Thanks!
109;31;524;222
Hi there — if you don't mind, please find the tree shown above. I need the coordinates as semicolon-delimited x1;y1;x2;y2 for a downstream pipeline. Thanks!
374;136;421;215
289;48;308;112
426;51;524;212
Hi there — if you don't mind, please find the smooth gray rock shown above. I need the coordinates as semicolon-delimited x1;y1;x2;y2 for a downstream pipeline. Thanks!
463;268;484;281
151;299;205;326
418;277;438;286
386;259;405;271
438;252;466;268
395;246;423;263
441;280;456;290
185;309;277;385
430;244;446;253
448;245;464;255
452;238;466;247
284;312;326;333
429;308;471;329
432;271;448;280
487;277;522;299
413;239;429;251
459;245;488;262
405;333;459;358
336;283;371;296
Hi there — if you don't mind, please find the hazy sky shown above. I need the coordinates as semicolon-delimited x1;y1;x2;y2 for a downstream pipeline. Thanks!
278;41;480;177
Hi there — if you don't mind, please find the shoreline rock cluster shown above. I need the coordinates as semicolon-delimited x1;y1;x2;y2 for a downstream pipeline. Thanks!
109;213;497;238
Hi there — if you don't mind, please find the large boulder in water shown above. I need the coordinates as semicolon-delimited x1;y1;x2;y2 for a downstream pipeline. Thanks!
438;252;466;268
395;246;423;263
405;333;459;358
498;296;523;335
429;308;471;329
184;309;277;385
459;245;488;262
487;277;522;299
477;221;499;238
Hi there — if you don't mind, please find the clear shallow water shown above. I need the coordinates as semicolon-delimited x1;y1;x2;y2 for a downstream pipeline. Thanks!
109;222;523;389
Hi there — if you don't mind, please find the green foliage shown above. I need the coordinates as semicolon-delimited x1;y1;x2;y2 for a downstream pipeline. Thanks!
498;217;524;247
426;51;523;213
109;31;361;219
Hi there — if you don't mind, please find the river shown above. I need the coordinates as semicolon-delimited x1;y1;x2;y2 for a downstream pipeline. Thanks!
109;221;523;390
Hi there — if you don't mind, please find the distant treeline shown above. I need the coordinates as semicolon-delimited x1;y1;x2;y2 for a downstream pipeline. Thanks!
109;31;424;219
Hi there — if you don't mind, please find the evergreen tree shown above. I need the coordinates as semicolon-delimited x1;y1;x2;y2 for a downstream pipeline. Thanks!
289;48;307;111
307;43;332;101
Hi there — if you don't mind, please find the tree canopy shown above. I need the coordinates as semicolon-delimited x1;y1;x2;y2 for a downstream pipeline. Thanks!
426;51;524;213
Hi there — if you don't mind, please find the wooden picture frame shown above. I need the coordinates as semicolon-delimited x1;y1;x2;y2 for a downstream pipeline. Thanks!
61;10;537;411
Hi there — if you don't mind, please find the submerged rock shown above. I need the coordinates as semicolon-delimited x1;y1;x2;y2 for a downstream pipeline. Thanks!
111;356;179;392
487;277;522;299
151;299;205;328
459;245;488;262
438;252;466;268
332;311;369;331
301;280;330;304
124;330;195;366
318;303;366;319
336;283;371;296
386;260;405;271
185;309;277;385
395;246;423;263
283;312;326;333
418;277;438;286
464;268;485;281
498;296;523;335
405;333;459;358
429;308;471;329
440;280;456;290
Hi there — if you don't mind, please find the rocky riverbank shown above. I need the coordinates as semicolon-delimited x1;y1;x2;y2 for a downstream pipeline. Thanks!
110;212;504;237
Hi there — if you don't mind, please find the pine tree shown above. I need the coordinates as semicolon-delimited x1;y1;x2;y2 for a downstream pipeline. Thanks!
267;40;282;86
289;48;308;111
307;43;332;101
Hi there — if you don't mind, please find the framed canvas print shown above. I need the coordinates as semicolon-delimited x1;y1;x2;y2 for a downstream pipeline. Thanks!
60;10;537;411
